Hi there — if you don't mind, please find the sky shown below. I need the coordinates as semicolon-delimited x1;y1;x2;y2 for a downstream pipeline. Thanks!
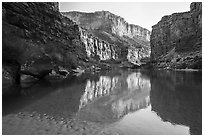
59;2;191;30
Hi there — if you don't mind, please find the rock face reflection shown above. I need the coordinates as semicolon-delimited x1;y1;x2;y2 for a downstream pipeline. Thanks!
150;71;202;135
2;70;202;135
78;72;151;122
3;77;87;119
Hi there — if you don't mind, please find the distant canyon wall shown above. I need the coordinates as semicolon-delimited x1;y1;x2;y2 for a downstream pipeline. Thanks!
127;46;151;64
80;27;150;64
62;11;150;41
80;28;117;60
105;11;151;41
110;17;151;41
62;11;151;65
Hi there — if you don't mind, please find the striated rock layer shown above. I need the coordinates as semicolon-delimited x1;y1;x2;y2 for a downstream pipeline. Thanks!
62;11;151;65
62;11;150;41
80;28;117;60
150;2;202;69
2;2;87;86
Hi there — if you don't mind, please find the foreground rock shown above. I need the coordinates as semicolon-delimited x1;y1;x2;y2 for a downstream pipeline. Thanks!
2;2;89;88
150;2;202;69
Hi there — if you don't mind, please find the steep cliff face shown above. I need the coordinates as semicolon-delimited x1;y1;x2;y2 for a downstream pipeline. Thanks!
2;2;87;86
80;28;117;60
127;46;151;64
150;2;202;69
62;11;151;65
64;11;150;41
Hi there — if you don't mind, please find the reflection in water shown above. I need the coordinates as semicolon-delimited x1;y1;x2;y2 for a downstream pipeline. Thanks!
2;77;87;119
79;76;118;109
78;72;151;121
2;70;202;135
102;71;201;135
111;96;150;119
126;73;151;91
150;71;202;135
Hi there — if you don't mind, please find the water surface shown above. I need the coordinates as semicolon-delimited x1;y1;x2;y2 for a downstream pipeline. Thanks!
2;70;202;135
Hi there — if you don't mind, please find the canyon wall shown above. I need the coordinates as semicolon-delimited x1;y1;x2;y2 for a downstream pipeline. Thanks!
127;46;151;64
2;2;150;88
80;28;117;60
150;2;202;69
62;11;150;41
62;11;151;65
2;2;87;86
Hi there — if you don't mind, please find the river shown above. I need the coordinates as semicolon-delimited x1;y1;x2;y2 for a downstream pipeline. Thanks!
2;70;202;135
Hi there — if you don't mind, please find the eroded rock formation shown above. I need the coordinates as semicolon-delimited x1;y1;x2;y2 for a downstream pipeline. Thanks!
150;2;202;69
62;11;150;41
2;2;86;86
80;28;117;60
62;11;151;65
